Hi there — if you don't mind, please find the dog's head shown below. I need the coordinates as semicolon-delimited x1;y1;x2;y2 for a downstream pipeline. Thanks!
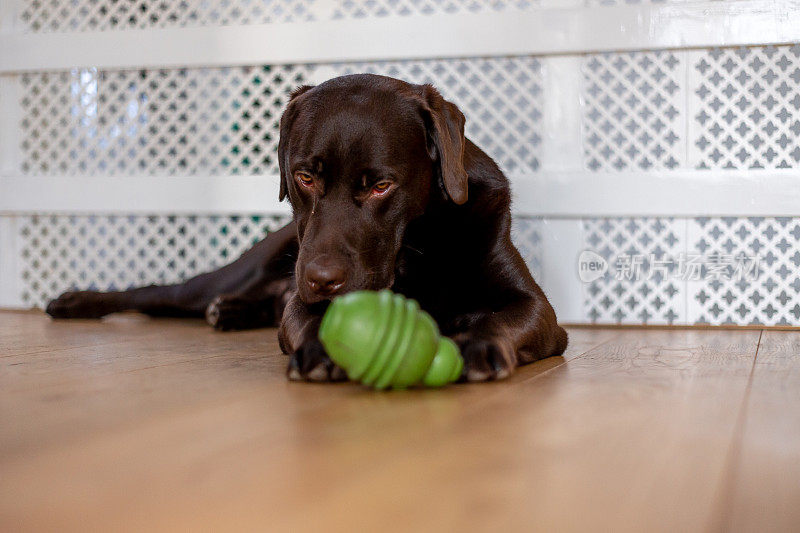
278;74;468;304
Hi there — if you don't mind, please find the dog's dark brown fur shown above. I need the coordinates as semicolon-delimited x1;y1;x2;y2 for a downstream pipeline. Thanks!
47;74;567;382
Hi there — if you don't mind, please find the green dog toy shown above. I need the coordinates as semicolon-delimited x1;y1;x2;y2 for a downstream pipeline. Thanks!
318;290;463;389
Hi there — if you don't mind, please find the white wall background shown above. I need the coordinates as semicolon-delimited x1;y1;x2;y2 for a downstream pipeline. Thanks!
1;0;799;325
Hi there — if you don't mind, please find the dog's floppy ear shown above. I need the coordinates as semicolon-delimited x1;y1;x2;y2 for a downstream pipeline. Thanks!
278;85;314;201
419;84;468;205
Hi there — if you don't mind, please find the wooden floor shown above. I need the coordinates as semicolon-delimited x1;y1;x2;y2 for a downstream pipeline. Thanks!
1;311;798;532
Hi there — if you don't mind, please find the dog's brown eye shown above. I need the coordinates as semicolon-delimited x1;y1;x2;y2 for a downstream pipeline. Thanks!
371;181;392;195
295;172;313;188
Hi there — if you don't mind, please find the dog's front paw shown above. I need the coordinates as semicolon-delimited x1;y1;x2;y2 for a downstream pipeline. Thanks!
453;334;517;382
205;295;275;331
46;291;113;319
287;339;347;383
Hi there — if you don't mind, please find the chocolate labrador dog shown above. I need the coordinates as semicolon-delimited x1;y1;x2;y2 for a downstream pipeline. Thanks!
47;73;567;382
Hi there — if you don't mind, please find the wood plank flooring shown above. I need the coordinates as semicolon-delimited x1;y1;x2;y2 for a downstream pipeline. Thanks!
0;311;798;532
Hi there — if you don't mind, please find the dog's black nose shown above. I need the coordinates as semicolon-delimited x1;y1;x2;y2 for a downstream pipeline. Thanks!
305;260;347;297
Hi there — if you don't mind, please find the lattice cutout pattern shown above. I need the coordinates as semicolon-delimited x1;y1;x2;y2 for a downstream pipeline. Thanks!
583;218;685;324
19;0;547;31
692;45;800;169
583;51;683;171
19;58;541;176
19;0;709;32
20;64;315;176
16;213;546;309
580;216;800;325
688;217;800;325
15;214;800;326
585;0;701;5
333;57;543;173
331;0;537;18
20;0;316;32
18;214;291;308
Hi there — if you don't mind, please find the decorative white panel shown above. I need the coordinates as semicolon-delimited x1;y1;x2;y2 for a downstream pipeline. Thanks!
511;216;544;284
583;51;684;171
688;217;800;326
691;45;800;169
19;0;549;32
20;0;317;32
20;64;316;176
582;217;685;324
19;0;710;32
4;1;800;325
18;214;291;307
333;56;544;174
18;57;542;177
573;215;800;325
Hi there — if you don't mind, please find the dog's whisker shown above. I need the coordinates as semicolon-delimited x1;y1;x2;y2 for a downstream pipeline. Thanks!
402;244;424;256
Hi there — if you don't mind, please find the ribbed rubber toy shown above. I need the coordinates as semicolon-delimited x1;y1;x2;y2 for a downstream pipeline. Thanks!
318;290;463;389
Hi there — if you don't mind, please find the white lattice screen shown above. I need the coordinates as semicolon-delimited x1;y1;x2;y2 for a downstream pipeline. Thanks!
18;0;681;33
20;65;316;176
16;214;290;306
16;44;799;182
583;51;684;171
18;57;543;178
1;0;799;326
20;0;317;32
690;45;800;170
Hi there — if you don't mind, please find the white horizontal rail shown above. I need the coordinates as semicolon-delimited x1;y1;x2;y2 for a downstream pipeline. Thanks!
0;176;290;214
2;0;799;73
2;170;799;216
512;170;800;217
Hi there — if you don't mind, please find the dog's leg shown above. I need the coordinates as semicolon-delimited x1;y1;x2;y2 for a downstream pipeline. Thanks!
47;222;298;324
205;277;295;331
449;291;568;382
278;294;346;382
